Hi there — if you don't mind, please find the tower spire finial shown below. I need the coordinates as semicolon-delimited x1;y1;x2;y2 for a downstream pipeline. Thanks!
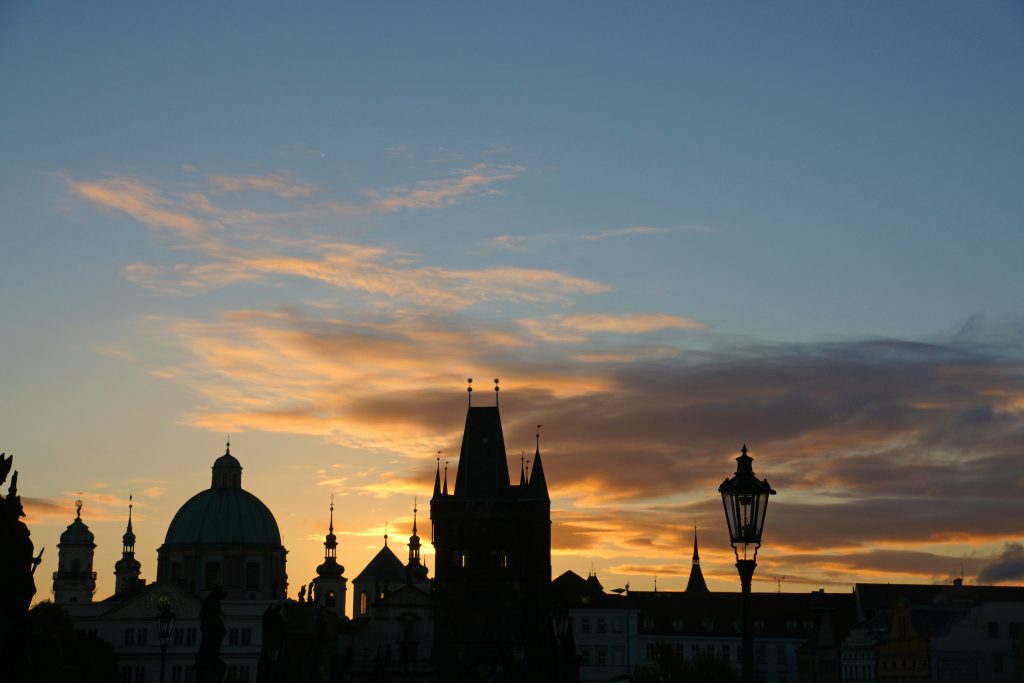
413;497;418;535
75;492;83;519
226;437;231;455
467;377;473;407
384;521;389;547
494;378;500;406
329;493;335;534
443;460;449;495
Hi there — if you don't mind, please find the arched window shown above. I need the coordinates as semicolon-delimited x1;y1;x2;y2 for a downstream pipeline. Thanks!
326;590;336;608
359;592;368;615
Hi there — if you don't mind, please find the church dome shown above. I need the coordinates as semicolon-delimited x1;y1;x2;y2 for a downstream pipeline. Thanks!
60;517;94;545
60;501;95;546
164;486;282;546
162;443;282;548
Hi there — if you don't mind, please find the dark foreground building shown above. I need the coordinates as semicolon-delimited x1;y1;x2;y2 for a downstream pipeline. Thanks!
431;402;576;681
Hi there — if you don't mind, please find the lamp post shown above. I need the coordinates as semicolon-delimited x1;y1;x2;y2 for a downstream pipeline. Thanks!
156;596;176;683
718;445;775;683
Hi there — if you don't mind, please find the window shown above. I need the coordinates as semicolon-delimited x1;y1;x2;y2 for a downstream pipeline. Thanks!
596;647;607;666
246;562;260;591
173;627;184;646
988;622;1000;639
993;655;1003;673
241;628;252;645
499;551;508;568
580;647;591;665
124;628;135;646
226;666;238;680
239;666;250;682
776;644;787;663
646;643;657;660
596;617;606;633
722;644;731;661
184;666;196;683
121;667;133;683
229;628;239;645
171;666;182;683
134;666;145;683
360;592;368;615
137;627;148;645
580;617;590;633
186;627;197;646
612;617;623;633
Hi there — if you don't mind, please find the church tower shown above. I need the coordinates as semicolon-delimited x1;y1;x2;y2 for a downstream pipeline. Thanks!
310;496;347;618
113;495;144;597
430;380;552;678
53;499;97;604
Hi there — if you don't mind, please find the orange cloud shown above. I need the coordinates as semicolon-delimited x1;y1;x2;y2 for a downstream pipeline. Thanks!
71;177;202;235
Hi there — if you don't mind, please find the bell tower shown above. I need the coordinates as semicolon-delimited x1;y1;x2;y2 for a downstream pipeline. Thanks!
53;499;97;604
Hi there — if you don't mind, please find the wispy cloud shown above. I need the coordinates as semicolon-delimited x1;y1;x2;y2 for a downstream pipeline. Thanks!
583;226;669;241
521;313;704;343
71;177;204;236
208;172;319;199
369;164;523;213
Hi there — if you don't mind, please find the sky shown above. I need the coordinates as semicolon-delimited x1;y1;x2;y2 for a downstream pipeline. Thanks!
3;2;1024;613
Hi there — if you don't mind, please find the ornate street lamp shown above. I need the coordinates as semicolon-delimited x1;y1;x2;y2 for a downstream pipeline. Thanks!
718;445;775;683
156;596;176;683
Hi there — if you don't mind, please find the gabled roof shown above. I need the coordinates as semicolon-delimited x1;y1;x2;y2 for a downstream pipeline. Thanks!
353;543;406;584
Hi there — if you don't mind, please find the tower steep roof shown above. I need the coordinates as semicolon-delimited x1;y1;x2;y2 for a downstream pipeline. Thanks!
453;406;511;499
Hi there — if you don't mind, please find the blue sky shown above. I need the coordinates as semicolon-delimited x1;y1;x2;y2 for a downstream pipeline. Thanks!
3;2;1024;607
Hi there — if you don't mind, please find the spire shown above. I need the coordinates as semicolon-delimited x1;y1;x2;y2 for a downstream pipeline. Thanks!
316;494;344;578
433;453;442;498
114;494;142;597
519;451;527;487
494;377;500;406
122;494;136;552
442;460;449;495
384;521;389;548
685;524;709;593
407;498;426;581
528;424;549;500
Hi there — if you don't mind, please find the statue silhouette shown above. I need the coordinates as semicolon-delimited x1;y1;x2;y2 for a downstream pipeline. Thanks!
195;584;227;683
0;454;43;683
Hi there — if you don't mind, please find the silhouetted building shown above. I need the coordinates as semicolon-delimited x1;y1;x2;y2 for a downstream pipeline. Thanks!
54;444;285;682
430;402;564;679
53;499;98;604
309;498;347;621
157;442;287;601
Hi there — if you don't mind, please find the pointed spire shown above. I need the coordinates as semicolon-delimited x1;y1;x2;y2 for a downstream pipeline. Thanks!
686;524;709;593
442;460;449;495
412;498;418;535
433;452;443;498
467;377;473;407
494;378;500;406
519;451;527;487
528;424;549;500
122;494;136;552
329;493;335;535
384;521;389;547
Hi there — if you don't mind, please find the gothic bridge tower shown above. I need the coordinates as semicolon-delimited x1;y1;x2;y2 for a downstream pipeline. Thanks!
430;380;553;678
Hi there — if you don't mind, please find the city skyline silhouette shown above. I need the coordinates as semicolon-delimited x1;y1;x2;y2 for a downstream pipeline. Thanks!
3;2;1024;622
